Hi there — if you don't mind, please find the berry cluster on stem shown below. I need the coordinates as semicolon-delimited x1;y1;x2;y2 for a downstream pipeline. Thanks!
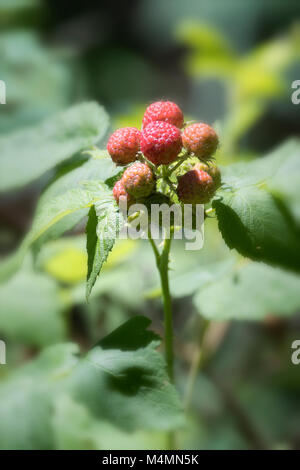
107;100;221;209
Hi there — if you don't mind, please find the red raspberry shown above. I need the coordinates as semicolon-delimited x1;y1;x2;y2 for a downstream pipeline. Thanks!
182;123;218;160
140;121;182;165
122;162;155;198
107;127;141;165
177;169;215;204
194;162;221;189
113;180;135;207
142;101;184;129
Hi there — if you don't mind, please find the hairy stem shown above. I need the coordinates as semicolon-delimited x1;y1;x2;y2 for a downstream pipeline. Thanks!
158;233;174;382
149;228;174;381
149;228;175;449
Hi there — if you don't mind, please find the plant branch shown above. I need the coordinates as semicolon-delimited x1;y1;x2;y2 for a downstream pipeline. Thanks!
158;228;174;383
148;227;174;382
148;227;176;449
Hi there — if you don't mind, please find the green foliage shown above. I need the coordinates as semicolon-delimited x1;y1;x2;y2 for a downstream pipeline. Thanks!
69;339;183;432
99;316;160;350
0;181;109;282
0;317;183;449
0;155;121;283
0;102;109;191
214;186;300;272
86;200;122;300
195;262;300;321
215;140;300;272
0;30;78;132
169;259;235;298
176;21;299;150
175;21;237;78
0;0;41;29
0;80;299;451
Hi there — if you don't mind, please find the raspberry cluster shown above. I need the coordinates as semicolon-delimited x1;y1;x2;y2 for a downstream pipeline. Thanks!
106;100;221;207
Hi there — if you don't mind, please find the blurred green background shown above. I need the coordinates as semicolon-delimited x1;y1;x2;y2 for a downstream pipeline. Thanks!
0;0;300;450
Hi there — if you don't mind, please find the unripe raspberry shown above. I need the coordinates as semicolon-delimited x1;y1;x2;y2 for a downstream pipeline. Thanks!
113;180;135;207
107;127;141;165
142;101;184;129
194;162;221;189
177;169;215;204
122;162;155;199
182;123;218;160
140;121;182;165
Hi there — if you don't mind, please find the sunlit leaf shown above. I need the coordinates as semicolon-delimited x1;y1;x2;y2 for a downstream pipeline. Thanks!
0;102;109;191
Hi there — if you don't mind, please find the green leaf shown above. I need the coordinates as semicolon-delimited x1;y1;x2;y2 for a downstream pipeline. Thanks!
0;102;109;191
266;142;300;222
194;262;300;321
86;199;123;300
99;315;160;350
214;185;300;272
216;140;300;272
86;205;101;299
68;318;183;432
0;180;113;283
0;318;183;449
33;156;121;251
220;139;300;192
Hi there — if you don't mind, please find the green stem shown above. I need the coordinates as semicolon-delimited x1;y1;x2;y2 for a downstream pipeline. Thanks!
166;150;190;177
149;229;174;382
148;228;175;449
158;233;174;382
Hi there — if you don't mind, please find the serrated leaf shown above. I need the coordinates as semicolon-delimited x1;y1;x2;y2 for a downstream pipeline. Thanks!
86;199;123;300
0;317;183;449
68;317;183;432
0;102;109;191
38;236;136;286
0;181;110;282
214;185;300;272
220;139;299;191
33;156;122;251
86;205;101;299
194;262;300;321
216;140;300;272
